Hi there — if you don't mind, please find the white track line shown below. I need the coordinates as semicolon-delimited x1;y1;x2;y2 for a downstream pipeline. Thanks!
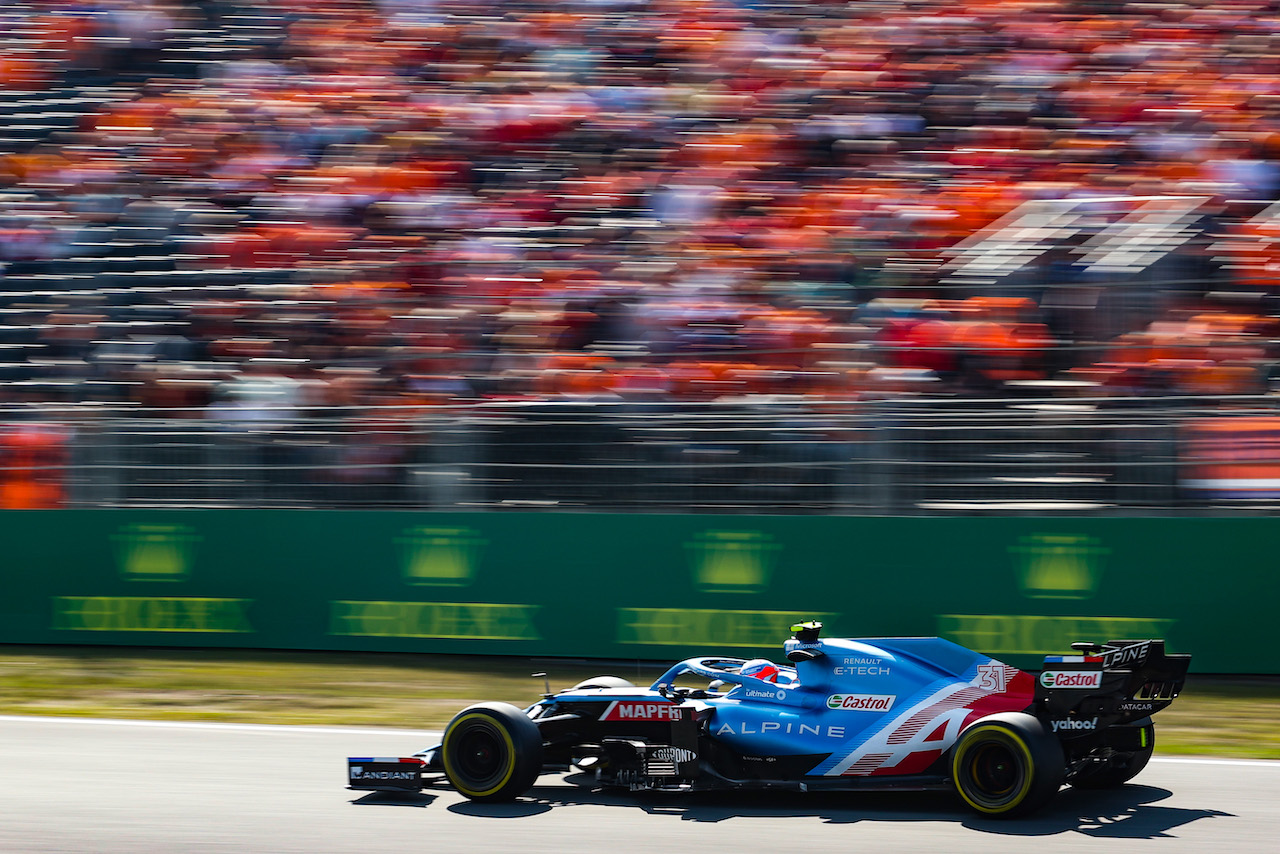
1149;756;1280;767
0;714;435;737
2;715;1276;767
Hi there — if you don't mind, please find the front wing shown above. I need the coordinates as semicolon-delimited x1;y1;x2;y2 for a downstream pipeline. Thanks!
347;756;436;792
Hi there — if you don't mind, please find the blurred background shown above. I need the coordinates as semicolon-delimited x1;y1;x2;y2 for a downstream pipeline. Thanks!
5;0;1280;516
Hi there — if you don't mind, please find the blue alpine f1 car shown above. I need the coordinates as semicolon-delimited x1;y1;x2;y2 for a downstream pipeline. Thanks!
347;622;1190;817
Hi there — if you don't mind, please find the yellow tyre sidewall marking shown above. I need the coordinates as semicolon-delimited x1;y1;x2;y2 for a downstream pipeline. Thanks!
952;725;1035;814
443;713;517;798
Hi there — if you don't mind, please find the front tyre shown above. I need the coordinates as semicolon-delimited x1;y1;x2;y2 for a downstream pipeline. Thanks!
570;676;635;690
951;713;1065;818
442;703;543;802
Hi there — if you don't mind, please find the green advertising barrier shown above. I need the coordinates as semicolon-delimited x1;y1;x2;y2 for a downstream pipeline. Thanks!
0;511;1269;673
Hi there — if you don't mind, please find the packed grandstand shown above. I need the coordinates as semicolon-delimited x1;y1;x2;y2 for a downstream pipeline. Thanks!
3;0;1280;511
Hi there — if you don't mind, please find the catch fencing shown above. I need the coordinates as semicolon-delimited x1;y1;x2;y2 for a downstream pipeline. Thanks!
7;395;1280;515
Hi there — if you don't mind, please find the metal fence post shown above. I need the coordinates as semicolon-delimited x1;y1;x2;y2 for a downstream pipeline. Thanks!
415;410;481;509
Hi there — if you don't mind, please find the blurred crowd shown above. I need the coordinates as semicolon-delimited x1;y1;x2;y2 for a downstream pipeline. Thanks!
3;0;1280;425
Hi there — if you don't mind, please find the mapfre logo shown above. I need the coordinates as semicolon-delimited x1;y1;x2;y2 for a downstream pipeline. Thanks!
1039;670;1103;689
600;701;684;722
826;693;895;711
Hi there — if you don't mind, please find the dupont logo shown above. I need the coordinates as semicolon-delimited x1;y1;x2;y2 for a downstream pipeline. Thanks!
1039;670;1103;689
600;701;684;722
650;747;697;763
826;693;895;711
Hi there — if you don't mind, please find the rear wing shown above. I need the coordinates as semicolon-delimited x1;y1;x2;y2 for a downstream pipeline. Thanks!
1095;639;1191;704
1037;639;1191;728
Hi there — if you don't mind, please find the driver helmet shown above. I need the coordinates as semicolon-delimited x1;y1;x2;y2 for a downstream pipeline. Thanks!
740;658;783;683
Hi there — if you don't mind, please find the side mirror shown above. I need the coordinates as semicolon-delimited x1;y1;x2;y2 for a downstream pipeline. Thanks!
787;648;824;663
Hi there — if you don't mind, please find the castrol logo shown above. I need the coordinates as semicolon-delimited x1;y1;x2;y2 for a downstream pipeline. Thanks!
1039;670;1103;689
826;693;896;711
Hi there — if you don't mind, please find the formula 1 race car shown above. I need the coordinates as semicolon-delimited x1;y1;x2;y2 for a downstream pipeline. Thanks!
347;622;1190;817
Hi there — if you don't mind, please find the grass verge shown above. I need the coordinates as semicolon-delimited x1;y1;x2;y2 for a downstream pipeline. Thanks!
1;646;1276;760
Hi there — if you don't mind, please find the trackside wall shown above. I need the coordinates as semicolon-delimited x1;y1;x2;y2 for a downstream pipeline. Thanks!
0;511;1266;673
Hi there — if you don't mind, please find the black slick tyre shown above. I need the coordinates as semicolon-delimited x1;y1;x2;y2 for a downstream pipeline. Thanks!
951;713;1065;818
441;702;543;802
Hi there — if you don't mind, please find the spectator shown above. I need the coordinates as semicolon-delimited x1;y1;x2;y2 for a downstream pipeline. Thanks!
0;0;1278;416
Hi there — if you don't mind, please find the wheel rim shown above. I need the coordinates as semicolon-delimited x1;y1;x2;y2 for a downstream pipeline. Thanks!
456;722;508;787
956;731;1031;811
969;742;1021;799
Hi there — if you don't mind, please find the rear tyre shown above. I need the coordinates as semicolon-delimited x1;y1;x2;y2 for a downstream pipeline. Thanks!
1071;722;1155;789
951;713;1065;818
441;703;543;802
571;676;635;690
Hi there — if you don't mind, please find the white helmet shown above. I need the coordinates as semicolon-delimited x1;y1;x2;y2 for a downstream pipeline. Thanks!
739;659;783;683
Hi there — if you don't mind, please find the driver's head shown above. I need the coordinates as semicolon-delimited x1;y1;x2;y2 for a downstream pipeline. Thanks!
739;658;782;683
